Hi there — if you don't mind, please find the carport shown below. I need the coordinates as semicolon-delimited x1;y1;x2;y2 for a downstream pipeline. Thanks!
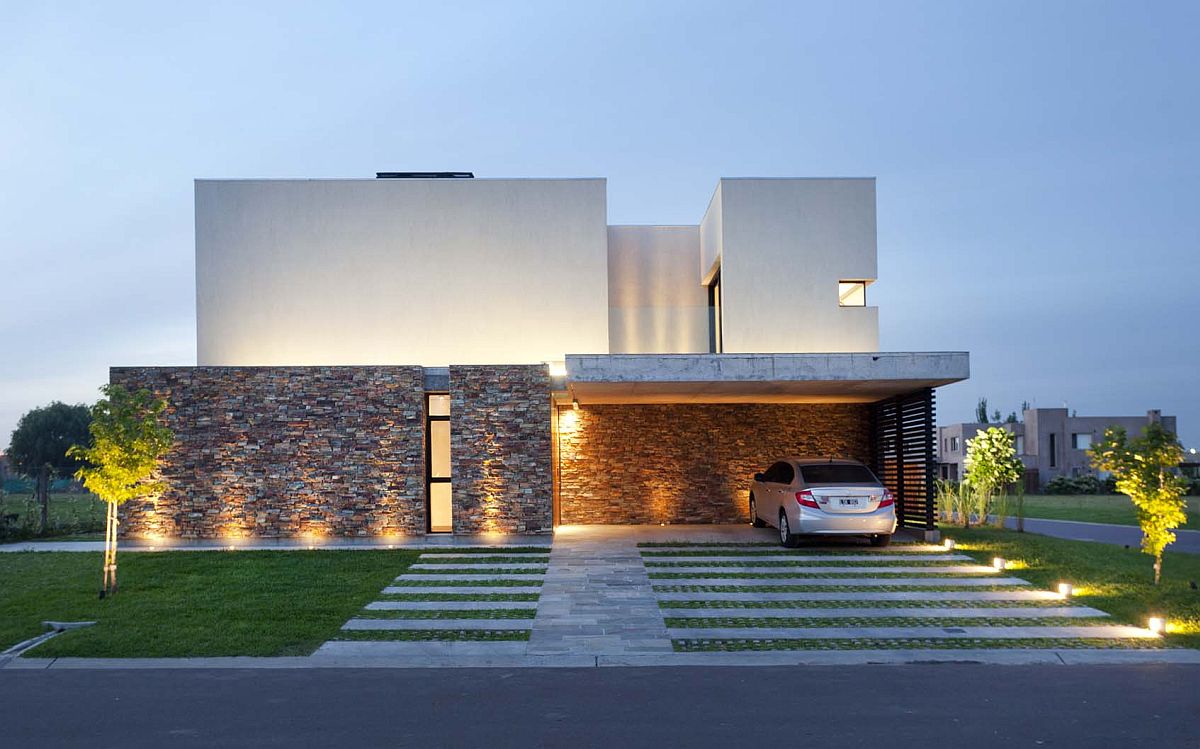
550;353;969;539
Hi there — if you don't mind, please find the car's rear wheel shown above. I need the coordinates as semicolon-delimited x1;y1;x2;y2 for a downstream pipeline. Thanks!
779;511;800;548
749;495;766;528
869;534;891;548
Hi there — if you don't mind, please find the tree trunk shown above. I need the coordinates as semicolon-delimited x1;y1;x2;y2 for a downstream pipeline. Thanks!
38;465;49;534
100;501;119;597
1154;554;1162;586
1017;493;1025;533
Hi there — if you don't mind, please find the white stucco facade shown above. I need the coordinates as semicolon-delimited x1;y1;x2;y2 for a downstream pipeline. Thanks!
195;175;882;365
196;178;609;366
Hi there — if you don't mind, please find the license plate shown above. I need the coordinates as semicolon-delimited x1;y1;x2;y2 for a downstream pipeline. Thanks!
839;498;860;506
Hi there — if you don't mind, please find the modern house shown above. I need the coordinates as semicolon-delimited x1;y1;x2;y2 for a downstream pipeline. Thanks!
938;408;1178;488
113;174;969;539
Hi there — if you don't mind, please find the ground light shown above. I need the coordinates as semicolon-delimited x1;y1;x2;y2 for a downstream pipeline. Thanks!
1148;617;1166;635
1057;582;1073;598
992;557;1007;571
942;538;955;550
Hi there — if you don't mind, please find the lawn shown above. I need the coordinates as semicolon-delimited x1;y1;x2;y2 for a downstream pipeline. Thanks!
1014;494;1197;529
0;492;104;540
943;527;1200;650
0;549;418;657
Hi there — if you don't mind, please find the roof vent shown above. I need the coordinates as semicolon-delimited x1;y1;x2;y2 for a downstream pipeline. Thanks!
375;172;474;179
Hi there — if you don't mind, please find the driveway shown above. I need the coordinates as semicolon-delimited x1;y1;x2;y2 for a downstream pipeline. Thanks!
311;524;1185;666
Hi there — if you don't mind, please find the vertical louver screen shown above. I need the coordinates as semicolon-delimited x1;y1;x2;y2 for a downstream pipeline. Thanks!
871;388;936;531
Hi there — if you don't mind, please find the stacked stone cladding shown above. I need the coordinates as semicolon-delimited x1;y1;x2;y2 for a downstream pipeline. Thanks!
110;366;426;538
449;365;553;534
557;403;872;524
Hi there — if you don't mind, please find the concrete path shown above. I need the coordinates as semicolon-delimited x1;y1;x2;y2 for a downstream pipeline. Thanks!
1002;516;1200;553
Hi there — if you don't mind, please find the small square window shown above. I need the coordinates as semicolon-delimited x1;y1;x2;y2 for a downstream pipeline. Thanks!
838;281;867;307
1072;433;1092;450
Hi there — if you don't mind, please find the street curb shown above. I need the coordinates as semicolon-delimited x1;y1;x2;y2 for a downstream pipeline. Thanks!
6;648;1200;670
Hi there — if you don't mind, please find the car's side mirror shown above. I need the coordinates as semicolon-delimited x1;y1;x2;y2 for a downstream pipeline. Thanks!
753;472;766;482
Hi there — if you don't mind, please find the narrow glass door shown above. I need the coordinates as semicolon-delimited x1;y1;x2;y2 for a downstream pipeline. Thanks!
427;394;452;533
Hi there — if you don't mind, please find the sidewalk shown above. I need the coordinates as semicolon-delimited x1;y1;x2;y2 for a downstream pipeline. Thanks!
1002;517;1200;554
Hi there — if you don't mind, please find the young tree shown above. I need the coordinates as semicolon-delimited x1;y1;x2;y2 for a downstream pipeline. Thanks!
7;402;91;532
1089;424;1188;584
68;385;173;597
991;409;1002;423
975;397;989;423
963;427;1024;528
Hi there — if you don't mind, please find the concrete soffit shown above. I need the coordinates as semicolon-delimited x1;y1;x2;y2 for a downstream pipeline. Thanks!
554;352;969;406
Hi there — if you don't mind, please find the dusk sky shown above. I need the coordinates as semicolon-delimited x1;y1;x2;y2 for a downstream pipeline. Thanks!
3;1;1197;448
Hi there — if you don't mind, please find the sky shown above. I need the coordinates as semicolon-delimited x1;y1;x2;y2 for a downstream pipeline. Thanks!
2;0;1198;448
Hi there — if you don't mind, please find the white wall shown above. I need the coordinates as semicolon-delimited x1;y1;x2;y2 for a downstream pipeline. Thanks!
717;178;879;353
196;178;610;365
607;226;708;354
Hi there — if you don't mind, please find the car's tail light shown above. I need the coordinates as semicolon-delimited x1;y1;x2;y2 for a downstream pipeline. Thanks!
795;490;819;509
878;489;895;508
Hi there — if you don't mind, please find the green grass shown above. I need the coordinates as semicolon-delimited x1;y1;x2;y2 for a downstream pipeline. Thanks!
659;599;1060;609
672;637;1165;652
647;571;993;579
654;584;1032;593
354;609;534;620
0;549;419;657
0;492;104;540
944;527;1200;650
1016;494;1198;529
388;579;540;587
375;592;540;602
643;560;968;568
332;629;529;642
664;616;1108;628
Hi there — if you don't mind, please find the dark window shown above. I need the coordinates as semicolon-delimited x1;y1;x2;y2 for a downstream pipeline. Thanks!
1048;433;1057;468
767;461;794;484
707;270;722;354
800;464;880;485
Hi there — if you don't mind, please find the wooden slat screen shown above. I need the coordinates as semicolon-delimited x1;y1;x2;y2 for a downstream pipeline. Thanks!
870;388;936;531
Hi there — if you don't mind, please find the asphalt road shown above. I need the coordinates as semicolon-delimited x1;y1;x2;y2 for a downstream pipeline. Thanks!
2;664;1198;748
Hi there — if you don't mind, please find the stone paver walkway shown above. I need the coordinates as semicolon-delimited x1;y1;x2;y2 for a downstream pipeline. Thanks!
526;528;671;656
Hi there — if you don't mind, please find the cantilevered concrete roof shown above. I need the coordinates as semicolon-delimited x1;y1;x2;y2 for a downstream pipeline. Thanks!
555;353;969;405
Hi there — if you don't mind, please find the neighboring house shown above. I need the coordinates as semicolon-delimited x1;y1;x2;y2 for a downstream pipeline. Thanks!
0;451;9;483
113;174;969;539
938;409;1178;489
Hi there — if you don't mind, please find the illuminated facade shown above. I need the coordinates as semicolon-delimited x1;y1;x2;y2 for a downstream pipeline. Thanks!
115;174;968;538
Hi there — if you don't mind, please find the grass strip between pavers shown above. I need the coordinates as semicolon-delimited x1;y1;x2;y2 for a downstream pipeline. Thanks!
416;557;550;564
671;637;1168;651
355;609;535;620
403;568;547;575
638;542;781;548
641;549;945;557
417;547;551;554
647;571;995;579
663;616;1112;628
654;584;1033;593
658;599;1065;610
376;592;541;602
389;579;541;587
644;560;971;568
334;629;530;642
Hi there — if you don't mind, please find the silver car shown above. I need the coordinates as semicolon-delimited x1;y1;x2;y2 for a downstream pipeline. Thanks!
749;458;897;547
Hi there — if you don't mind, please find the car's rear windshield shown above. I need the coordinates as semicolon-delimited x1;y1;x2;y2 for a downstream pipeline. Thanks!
800;464;879;485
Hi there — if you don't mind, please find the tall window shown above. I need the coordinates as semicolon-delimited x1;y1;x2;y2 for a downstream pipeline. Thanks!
427;394;452;533
1048;433;1058;468
1015;435;1025;455
838;281;867;307
708;271;723;353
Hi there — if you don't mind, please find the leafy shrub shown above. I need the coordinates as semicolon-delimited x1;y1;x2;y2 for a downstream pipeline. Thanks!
1045;475;1104;495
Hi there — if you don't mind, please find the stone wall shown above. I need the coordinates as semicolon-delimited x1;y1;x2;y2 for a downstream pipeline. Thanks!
111;366;426;538
557;403;872;524
449;365;553;533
